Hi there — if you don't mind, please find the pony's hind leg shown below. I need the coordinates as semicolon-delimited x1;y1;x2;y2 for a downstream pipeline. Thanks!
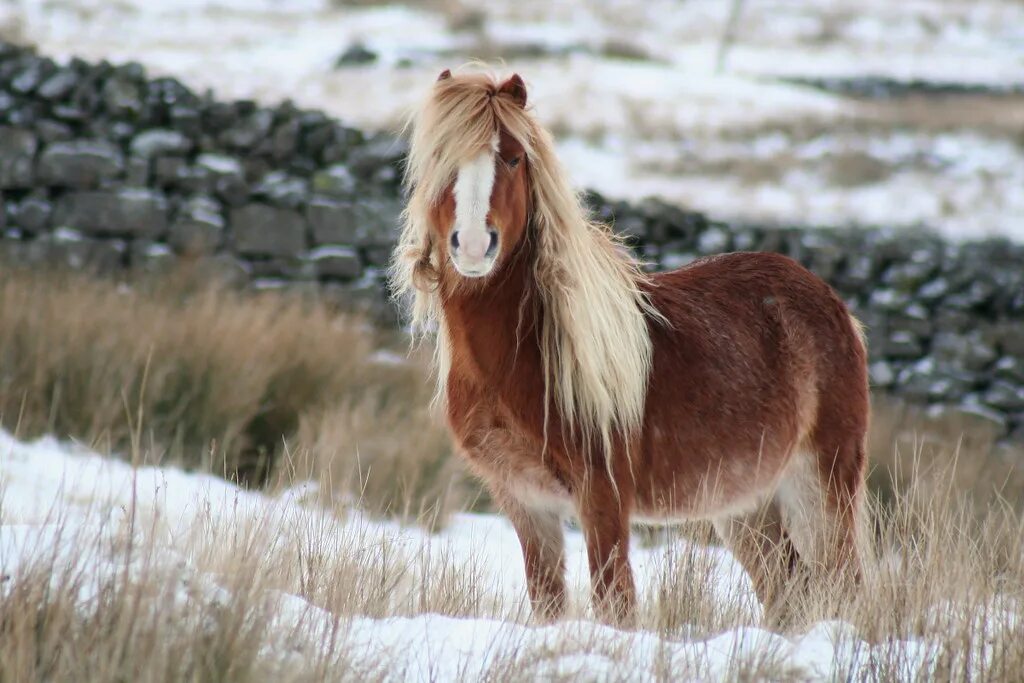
497;491;567;621
775;445;864;588
713;497;801;624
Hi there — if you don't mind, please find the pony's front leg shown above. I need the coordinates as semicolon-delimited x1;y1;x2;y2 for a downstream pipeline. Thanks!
497;491;567;621
576;473;636;625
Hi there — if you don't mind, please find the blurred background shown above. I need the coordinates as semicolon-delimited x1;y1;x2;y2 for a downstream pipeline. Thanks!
3;0;1022;239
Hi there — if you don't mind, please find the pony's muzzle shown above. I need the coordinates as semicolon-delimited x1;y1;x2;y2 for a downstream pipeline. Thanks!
450;227;498;277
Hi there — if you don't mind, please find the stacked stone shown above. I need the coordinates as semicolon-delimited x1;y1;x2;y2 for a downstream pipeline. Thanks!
1;41;1022;440
0;41;403;321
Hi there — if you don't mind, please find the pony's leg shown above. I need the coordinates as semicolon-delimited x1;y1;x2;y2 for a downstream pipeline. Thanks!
576;474;635;624
497;492;567;621
713;497;801;624
776;446;863;587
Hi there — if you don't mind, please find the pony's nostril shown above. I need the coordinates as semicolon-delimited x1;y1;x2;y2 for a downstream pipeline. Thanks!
486;230;498;256
450;231;460;251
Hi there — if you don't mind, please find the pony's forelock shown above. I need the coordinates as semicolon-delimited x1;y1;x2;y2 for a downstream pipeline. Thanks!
391;69;660;472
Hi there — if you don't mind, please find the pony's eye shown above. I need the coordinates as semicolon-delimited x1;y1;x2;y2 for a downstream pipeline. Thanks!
507;156;521;169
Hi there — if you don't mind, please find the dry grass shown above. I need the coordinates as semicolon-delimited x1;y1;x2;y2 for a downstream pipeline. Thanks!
2;267;1024;680
2;412;1023;681
0;266;478;524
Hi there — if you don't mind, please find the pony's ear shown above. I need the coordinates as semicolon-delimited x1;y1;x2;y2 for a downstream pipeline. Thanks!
497;74;527;108
437;69;452;82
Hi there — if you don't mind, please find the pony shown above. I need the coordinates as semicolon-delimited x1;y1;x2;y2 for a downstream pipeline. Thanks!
391;69;869;624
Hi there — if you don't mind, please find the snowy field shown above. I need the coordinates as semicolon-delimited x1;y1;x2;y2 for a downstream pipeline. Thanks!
0;429;967;680
2;0;1023;239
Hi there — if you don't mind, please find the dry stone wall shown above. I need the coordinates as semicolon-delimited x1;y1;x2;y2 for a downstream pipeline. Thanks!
1;42;1022;441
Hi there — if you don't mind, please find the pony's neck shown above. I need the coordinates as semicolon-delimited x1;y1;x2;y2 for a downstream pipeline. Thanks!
439;234;551;432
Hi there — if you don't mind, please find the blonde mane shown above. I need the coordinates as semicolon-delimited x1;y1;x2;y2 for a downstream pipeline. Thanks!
391;70;659;467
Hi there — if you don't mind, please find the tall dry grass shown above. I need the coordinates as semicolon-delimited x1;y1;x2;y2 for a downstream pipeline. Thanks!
2;415;1023;681
0;266;477;524
2;266;1024;680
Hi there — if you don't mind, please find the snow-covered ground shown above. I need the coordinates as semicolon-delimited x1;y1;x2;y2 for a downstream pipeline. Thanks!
2;0;1023;239
0;429;956;680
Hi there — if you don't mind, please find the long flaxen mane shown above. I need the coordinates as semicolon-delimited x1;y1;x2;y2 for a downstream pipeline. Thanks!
391;71;660;466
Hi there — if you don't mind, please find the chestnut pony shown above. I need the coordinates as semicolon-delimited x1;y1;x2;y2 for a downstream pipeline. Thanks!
391;70;868;623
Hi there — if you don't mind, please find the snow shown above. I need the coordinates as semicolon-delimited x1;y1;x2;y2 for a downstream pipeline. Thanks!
0;428;958;680
4;0;1023;240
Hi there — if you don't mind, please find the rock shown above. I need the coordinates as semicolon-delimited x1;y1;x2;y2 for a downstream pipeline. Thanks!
169;195;224;254
883;331;923;359
917;277;950;304
357;198;402;244
129;241;176;273
869;360;895;387
37;68;78;100
869;288;910;313
308;197;400;246
308;198;357;244
130;129;193;158
994;356;1024;384
800;232;843;280
320;124;363;165
53;189;169;238
346;133;408;179
36;118;74;143
363;245;392;267
943;279;995;310
195;153;248;205
882;259;935;291
30;228;127;272
933;309;972;334
102;75;143;116
38;139;125;188
252;171;309;209
247;256;316;281
0;127;38;188
335;44;378;67
220;110;274;149
230;203;307;257
888;302;932;338
982;381;1024;412
990;321;1024;356
269;118;300;161
9;195;52;233
10;58;52;94
311;164;358;197
126;155;150;185
931;331;997;372
697;226;731;254
309;246;363;280
195;252;251;286
732;228;760;252
839;254;877;288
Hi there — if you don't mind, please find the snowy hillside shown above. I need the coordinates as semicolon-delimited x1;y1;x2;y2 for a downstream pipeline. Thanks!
3;0;1023;239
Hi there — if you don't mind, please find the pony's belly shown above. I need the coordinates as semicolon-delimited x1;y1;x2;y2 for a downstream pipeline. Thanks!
632;447;793;521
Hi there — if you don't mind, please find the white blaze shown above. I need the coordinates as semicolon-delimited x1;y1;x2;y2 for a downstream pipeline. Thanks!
452;139;497;263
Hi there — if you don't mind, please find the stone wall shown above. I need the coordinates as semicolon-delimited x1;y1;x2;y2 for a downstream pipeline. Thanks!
1;42;1022;441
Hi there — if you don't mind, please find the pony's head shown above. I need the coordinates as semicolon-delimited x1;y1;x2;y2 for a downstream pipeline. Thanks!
399;70;535;286
431;71;531;279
